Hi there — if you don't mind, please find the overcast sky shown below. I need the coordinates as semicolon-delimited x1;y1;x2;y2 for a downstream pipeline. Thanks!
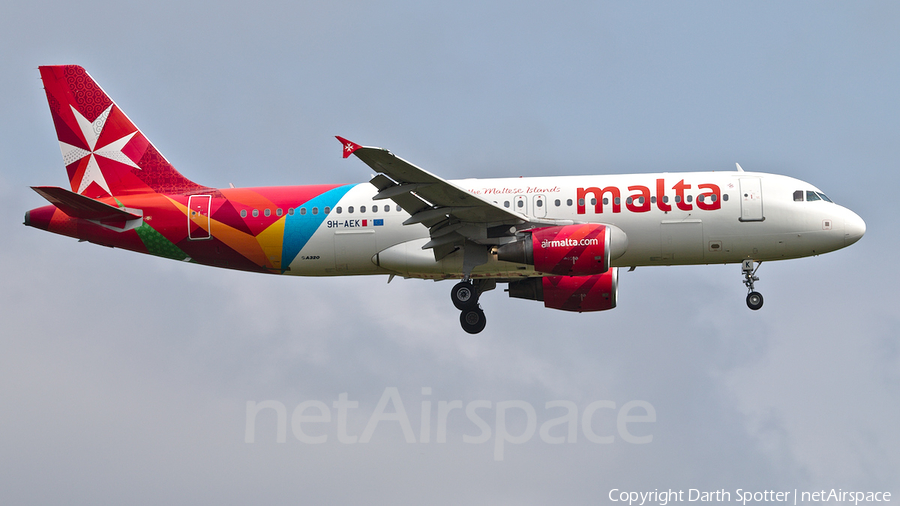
1;2;897;504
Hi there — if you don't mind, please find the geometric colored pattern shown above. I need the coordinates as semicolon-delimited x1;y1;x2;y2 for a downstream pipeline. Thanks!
134;223;189;261
542;272;616;312
531;224;608;276
40;65;211;199
282;185;353;271
28;65;355;275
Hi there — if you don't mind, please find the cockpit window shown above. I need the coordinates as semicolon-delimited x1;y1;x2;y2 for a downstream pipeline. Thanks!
796;189;834;203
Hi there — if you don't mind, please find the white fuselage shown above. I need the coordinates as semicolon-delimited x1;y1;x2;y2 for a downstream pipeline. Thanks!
285;171;865;279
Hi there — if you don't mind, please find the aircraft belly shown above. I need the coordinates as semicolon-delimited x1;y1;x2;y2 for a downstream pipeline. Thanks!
610;210;797;266
376;238;535;279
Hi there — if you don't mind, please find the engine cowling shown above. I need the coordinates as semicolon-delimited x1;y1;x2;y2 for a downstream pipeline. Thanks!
507;269;618;312
497;223;625;276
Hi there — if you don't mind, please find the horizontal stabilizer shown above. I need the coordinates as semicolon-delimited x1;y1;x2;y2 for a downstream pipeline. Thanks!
31;186;141;221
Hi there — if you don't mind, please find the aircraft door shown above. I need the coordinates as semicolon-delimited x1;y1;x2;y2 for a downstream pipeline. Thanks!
738;178;764;222
188;194;212;240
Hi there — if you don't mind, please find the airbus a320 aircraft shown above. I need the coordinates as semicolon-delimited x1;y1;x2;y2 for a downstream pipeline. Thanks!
25;65;866;333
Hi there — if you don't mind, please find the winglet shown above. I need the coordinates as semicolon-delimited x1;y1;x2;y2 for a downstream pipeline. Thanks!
336;136;362;158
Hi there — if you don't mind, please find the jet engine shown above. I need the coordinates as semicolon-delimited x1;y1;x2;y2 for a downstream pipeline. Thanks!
507;269;618;312
496;223;627;276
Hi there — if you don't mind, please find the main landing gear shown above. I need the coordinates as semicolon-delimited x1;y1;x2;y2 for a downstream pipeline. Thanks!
742;259;764;310
451;280;488;334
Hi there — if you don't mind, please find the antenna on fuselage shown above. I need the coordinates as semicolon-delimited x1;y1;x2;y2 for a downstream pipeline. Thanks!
735;163;745;172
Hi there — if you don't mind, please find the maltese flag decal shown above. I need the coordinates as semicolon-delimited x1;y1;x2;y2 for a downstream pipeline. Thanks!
336;136;362;158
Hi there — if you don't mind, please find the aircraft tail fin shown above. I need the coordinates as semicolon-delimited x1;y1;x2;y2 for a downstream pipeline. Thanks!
38;65;209;198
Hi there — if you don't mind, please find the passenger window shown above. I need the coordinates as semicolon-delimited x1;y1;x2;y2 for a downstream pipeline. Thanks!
592;198;598;205
517;200;523;208
723;194;729;201
240;209;247;218
336;207;342;214
567;199;573;206
793;190;804;202
300;208;307;215
360;206;366;213
396;205;401;212
264;209;271;217
554;199;561;207
324;206;331;214
348;206;354;213
504;201;510;208
288;208;294;216
536;200;543;207
312;207;319;215
276;208;283;217
686;195;692;203
806;191;821;202
651;196;657;204
252;209;259;217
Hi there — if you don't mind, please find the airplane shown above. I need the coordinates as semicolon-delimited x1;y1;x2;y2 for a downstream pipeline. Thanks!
25;65;866;334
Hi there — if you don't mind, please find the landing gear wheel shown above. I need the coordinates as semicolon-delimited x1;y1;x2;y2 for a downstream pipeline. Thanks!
746;291;764;310
460;306;487;334
451;281;478;310
741;260;764;311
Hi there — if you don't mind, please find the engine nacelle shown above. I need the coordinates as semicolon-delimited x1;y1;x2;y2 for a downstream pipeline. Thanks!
497;223;626;276
507;269;618;312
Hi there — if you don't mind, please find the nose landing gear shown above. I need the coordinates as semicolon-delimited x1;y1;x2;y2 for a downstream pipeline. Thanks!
742;259;764;310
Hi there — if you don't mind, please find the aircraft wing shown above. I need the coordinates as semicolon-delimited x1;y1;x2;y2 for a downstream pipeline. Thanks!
337;136;526;226
337;137;574;260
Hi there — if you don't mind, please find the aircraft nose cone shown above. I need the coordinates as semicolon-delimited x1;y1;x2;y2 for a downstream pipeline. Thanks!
845;210;866;246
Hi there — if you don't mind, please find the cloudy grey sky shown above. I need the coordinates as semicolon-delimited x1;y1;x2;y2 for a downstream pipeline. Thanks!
1;1;897;504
